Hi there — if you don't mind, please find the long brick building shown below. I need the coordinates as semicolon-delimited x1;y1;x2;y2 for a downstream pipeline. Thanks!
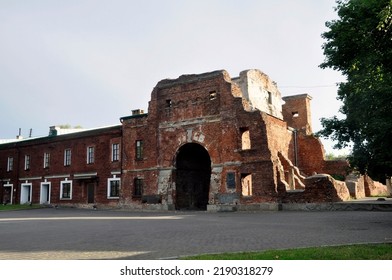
0;69;354;210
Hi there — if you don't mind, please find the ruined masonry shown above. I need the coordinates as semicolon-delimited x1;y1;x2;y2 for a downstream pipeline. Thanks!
0;69;388;210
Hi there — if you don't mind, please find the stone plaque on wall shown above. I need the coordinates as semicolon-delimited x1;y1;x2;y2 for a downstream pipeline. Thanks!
226;172;236;189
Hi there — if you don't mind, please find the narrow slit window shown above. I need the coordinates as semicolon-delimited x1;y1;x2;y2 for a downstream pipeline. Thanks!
209;91;217;100
166;99;172;108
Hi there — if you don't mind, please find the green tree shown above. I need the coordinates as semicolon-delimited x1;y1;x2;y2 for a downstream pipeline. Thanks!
318;0;392;182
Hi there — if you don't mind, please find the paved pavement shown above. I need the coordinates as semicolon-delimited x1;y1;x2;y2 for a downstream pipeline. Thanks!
0;208;391;259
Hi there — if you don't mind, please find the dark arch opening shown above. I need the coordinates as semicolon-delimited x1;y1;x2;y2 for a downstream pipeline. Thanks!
175;143;211;210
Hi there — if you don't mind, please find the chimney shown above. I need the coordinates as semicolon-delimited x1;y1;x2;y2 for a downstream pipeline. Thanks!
16;128;23;140
132;109;144;116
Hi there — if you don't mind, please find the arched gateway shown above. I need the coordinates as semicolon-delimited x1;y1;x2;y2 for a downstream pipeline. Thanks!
175;143;211;210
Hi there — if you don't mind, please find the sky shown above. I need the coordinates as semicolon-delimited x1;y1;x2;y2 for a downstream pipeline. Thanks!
0;0;347;154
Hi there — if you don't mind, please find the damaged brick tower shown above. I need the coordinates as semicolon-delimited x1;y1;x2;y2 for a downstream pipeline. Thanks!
120;69;348;211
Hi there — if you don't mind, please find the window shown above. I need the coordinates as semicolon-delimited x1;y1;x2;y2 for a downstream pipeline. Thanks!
87;146;94;164
112;143;120;161
136;140;143;160
107;178;120;199
24;155;30;170
268;91;273;104
240;128;251;150
166;99;172;108
209;91;217;100
43;153;50;168
7;157;13;172
60;180;72;200
292;111;299;118
134;178;143;197
64;149;71;166
241;173;252;197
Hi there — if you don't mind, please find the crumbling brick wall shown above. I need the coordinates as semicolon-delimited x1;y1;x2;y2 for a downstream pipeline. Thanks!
282;174;350;203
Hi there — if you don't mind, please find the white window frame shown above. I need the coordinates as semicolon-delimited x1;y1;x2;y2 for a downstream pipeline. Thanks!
7;157;13;172
60;180;72;200
107;177;120;199
112;143;119;162
64;149;71;166
87;146;95;164
24;155;31;170
43;152;50;168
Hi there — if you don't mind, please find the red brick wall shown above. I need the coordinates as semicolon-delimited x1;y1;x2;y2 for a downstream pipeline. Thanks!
282;174;350;203
1;69;355;208
282;94;312;134
0;126;122;206
296;134;325;176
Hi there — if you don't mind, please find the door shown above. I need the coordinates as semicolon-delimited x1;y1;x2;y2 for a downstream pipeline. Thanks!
40;182;51;204
175;143;211;210
3;184;13;204
87;183;95;204
20;183;32;204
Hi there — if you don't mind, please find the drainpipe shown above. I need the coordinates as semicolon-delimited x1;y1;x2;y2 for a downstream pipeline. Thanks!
15;145;21;205
288;127;299;167
293;129;298;167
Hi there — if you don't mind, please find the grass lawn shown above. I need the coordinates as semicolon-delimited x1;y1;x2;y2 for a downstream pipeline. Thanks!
0;204;42;211
182;243;392;260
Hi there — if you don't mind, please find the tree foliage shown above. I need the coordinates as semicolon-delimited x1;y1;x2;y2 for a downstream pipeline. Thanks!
318;0;392;182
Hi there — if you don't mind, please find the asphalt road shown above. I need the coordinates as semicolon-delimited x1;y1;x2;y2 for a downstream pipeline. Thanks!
0;208;391;259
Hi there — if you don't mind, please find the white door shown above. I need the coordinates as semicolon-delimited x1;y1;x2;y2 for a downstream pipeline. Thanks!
40;182;51;204
20;183;32;204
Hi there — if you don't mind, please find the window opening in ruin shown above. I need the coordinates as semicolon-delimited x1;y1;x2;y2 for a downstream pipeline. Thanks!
134;178;143;197
175;143;211;210
240;128;251;150
268;91;273;104
292;111;299;118
135;140;143;160
241;173;252;196
166;99;172;108
209;91;217;100
226;172;236;189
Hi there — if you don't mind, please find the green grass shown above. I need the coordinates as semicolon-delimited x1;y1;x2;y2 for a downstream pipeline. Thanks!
0;204;42;211
182;243;392;260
